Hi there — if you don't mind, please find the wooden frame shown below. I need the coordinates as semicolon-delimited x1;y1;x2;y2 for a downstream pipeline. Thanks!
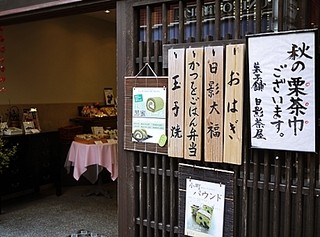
124;76;168;154
178;164;234;237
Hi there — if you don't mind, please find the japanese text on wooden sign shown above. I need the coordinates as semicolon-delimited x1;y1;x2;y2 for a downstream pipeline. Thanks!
204;46;224;163
168;44;245;164
168;49;185;158
223;44;245;165
184;48;203;160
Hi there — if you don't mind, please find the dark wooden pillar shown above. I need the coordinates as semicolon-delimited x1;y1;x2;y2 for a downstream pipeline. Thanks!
116;1;137;237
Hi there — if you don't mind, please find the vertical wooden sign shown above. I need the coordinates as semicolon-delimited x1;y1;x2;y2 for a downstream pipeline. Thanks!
184;47;203;160
204;46;224;162
168;48;185;158
223;44;245;165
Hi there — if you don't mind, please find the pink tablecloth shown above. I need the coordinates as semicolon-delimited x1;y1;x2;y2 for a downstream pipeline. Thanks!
65;140;118;184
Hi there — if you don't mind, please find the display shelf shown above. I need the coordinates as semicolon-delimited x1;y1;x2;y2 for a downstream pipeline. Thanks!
70;116;117;133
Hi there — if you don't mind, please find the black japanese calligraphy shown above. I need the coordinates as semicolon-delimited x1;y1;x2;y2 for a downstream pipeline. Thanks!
171;74;181;91
185;49;202;157
269;41;312;137
170;124;183;138
252;62;266;91
207;122;221;138
251;62;266;140
172;101;180;117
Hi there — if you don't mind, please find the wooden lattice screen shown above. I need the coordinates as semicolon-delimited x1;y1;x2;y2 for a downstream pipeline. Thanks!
117;1;320;237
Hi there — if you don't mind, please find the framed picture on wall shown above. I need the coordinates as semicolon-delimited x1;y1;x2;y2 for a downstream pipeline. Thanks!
104;87;115;105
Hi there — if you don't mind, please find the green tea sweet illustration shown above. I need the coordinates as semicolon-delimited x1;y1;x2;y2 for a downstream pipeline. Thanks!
146;97;164;112
191;205;200;216
191;204;214;229
132;129;152;142
202;204;213;215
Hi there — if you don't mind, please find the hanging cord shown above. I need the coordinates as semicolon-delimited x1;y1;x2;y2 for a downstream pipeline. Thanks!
134;62;158;78
133;63;164;151
134;62;159;88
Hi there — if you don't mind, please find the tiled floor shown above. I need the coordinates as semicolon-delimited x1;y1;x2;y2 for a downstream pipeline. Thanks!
0;182;118;237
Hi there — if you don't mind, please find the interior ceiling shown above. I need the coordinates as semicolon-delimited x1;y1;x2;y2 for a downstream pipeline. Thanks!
0;1;117;25
84;9;116;23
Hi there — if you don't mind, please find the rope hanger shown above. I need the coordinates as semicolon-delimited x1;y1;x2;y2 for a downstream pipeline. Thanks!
134;63;158;78
133;63;164;89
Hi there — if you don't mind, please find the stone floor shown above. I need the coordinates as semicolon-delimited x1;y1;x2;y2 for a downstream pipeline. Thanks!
0;182;118;237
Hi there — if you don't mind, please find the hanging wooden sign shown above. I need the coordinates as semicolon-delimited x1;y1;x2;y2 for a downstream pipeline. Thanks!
124;64;168;154
223;44;245;165
168;48;185;158
184;47;203;161
204;46;224;162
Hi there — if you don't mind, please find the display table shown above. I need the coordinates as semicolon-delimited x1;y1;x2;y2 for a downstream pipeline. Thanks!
65;140;118;184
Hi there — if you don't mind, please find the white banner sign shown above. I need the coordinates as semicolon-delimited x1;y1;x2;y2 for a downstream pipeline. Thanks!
248;30;316;152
